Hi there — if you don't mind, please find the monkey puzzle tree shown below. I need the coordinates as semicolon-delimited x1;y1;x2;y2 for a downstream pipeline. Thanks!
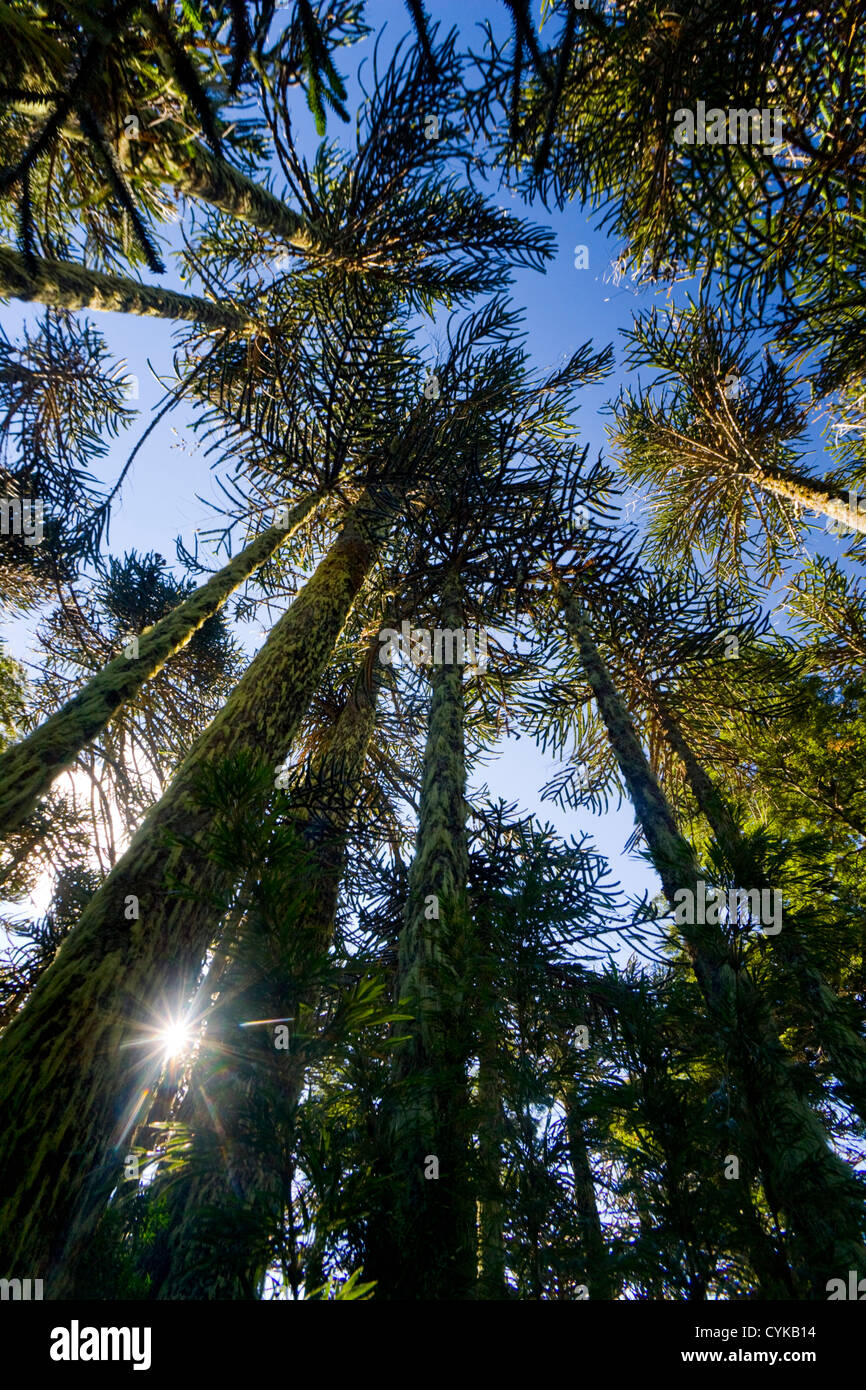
583;964;802;1300
1;21;552;333
0;289;578;1290
361;315;612;1299
0;0;365;270
465;807;621;1300
545;550;866;1292
144;650;385;1300
0;285;416;1286
4;0;865;1309
0;309;133;611
610;305;866;586
526;553;866;1133
474;1;866;382
0;273;399;862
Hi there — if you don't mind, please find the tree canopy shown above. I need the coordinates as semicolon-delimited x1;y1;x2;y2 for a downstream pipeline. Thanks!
0;0;864;1313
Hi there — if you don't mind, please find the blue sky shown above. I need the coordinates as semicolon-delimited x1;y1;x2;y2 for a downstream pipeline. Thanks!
1;0;848;944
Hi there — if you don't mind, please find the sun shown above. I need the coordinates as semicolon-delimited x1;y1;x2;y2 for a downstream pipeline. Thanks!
158;1020;192;1060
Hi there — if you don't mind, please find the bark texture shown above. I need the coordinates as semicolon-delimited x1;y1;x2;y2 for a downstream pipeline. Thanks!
751;461;866;537
154;670;380;1300
165;138;317;253
0;495;317;842
555;579;866;1292
0;247;252;330
560;1090;613;1299
477;1038;508;1299
652;694;866;1128
371;575;476;1298
0;494;392;1292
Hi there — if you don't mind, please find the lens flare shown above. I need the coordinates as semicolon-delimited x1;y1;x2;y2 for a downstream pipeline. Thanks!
158;1020;191;1059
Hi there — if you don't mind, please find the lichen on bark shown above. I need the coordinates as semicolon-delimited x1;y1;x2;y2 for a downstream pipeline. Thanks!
373;571;476;1299
555;578;866;1290
0;494;318;841
0;247;253;330
0;491;395;1292
153;668;381;1300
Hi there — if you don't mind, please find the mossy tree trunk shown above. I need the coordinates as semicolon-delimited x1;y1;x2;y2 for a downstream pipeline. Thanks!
4;87;320;257
153;668;381;1300
651;693;866;1129
0;495;318;842
0;247;253;330
736;1186;803;1299
0;492;394;1293
372;572;476;1299
477;1035;508;1300
156;133;318;254
555;579;866;1292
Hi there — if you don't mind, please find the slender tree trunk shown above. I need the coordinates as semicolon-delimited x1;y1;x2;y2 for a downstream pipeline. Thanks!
156;134;318;254
0;247;252;330
4;83;318;254
559;1089;613;1299
595;951;798;1297
749;461;866;537
477;1036;508;1299
373;573;476;1299
0;495;318;844
0;492;394;1292
652;694;866;1128
554;579;866;1292
650;699;741;854
154;668;381;1300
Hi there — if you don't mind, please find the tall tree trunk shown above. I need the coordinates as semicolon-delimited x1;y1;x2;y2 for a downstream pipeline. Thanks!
3;86;319;256
0;492;394;1292
153;666;381;1300
650;693;866;1128
372;573;476;1299
559;1089;613;1299
649;698;741;855
582;970;791;1298
554;579;866;1292
0;494;318;843
477;1036;508;1299
0;247;252;330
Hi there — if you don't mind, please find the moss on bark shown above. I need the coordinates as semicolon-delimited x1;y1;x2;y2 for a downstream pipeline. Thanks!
165;138;317;253
0;247;253;330
154;670;381;1300
653;695;866;1129
477;1039;507;1300
0;493;393;1292
0;495;318;841
373;573;476;1299
556;579;866;1291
